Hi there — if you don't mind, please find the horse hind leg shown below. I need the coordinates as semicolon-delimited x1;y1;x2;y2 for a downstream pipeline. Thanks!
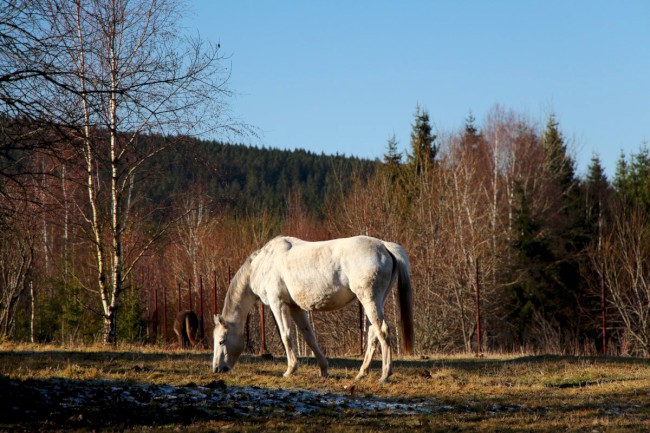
360;301;393;382
381;321;394;376
356;324;378;380
290;307;329;378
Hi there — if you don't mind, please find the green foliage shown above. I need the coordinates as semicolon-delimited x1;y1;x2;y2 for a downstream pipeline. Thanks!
508;115;590;346
406;105;437;177
32;279;102;343
583;154;610;235
142;139;377;219
542;114;576;191
381;134;404;185
614;146;650;210
508;183;556;340
383;134;402;167
117;283;147;343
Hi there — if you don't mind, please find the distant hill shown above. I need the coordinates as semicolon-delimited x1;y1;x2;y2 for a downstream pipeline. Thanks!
143;138;378;218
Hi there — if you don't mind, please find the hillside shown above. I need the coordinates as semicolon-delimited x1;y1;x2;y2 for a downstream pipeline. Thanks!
144;139;378;218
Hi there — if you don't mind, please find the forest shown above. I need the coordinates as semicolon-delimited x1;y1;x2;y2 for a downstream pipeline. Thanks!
3;104;650;358
3;0;650;358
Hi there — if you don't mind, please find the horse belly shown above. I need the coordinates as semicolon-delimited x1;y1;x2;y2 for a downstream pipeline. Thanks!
288;282;356;311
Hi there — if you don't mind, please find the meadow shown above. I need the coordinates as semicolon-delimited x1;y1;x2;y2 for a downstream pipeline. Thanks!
2;343;650;432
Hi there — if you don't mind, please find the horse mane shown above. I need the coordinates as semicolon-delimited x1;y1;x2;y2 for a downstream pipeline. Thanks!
222;250;259;321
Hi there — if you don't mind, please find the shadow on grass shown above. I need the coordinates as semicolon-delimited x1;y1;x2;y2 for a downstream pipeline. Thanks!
287;352;650;374
3;349;650;373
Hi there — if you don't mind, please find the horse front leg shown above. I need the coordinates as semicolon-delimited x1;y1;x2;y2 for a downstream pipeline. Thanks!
269;302;299;377
290;307;329;378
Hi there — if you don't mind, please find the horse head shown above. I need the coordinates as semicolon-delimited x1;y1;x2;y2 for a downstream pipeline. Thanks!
212;314;244;373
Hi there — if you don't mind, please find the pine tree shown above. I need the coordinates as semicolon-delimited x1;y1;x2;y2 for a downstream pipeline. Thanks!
542;114;576;193
407;105;437;177
460;111;482;151
586;154;608;191
507;116;593;349
614;147;650;210
382;134;402;184
508;183;555;342
584;154;609;233
383;134;402;166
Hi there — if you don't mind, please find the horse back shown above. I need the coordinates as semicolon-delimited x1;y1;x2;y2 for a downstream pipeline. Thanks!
252;236;393;311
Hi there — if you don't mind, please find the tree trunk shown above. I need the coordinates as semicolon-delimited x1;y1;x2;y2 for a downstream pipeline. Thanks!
103;308;117;345
30;281;35;343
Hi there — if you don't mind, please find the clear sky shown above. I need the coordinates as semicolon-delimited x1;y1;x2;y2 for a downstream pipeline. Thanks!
186;1;649;178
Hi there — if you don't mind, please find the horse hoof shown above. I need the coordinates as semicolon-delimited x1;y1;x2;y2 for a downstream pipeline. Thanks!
379;376;389;383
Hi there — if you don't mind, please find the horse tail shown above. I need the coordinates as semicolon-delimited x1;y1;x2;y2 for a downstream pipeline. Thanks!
185;311;198;347
383;242;414;355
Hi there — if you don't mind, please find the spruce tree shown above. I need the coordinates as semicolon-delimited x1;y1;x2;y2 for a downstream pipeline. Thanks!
508;116;592;349
383;134;403;184
542;114;576;193
383;134;402;166
460;111;482;151
584;154;609;233
508;183;555;342
614;147;650;210
407;105;437;177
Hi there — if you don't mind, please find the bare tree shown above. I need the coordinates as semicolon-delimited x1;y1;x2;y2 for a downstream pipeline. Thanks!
434;134;496;352
170;189;227;313
0;0;64;211
596;206;650;355
28;0;240;344
0;222;34;338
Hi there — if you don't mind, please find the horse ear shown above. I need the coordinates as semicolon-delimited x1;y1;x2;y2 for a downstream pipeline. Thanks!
213;314;227;327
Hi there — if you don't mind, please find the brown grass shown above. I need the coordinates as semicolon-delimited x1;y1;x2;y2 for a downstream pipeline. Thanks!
2;343;650;432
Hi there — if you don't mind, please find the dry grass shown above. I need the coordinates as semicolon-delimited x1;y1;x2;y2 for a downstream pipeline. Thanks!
2;343;650;431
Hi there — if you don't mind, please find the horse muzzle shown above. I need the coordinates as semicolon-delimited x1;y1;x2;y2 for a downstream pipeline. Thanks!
215;366;230;373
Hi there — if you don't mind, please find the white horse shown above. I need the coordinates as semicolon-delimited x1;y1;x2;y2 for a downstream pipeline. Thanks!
212;235;414;382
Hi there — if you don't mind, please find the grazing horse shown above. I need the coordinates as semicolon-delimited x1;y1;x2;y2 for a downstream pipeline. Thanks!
212;235;414;382
174;310;199;349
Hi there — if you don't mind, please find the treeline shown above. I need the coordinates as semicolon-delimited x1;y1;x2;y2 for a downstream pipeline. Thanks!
142;138;377;218
3;104;650;358
329;106;650;356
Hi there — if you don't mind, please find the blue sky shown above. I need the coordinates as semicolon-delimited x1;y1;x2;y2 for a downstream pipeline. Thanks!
187;1;649;178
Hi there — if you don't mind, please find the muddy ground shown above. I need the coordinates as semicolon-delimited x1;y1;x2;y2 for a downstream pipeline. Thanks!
1;371;533;431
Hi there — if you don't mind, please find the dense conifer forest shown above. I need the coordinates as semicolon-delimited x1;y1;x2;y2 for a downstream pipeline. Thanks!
143;139;377;218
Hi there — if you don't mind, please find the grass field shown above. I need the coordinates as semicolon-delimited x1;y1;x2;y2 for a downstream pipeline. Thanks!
2;343;650;432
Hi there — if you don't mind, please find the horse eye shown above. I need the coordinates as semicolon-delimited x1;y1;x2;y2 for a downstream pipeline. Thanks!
219;339;226;346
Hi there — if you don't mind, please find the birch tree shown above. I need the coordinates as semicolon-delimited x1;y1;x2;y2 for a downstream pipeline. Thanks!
34;0;237;344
